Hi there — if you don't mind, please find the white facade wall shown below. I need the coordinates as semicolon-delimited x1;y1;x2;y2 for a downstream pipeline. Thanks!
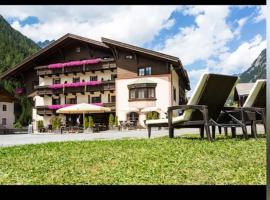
116;76;171;128
0;102;15;128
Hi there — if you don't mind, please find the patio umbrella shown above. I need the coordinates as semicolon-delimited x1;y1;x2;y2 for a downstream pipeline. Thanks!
141;107;162;113
56;103;111;129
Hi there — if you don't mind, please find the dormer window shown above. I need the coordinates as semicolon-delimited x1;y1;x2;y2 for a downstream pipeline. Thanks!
76;47;81;53
125;55;133;60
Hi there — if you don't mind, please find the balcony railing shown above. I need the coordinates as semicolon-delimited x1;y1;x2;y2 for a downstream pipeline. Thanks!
35;81;115;96
36;102;116;115
35;58;116;77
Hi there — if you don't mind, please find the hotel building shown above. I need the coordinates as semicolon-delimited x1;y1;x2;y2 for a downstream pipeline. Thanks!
0;34;190;131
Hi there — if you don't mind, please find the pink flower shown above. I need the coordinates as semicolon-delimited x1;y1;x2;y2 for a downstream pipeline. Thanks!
48;59;101;69
15;88;24;94
92;103;104;106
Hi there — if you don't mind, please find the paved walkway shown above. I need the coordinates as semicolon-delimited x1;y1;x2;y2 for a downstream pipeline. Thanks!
0;125;265;147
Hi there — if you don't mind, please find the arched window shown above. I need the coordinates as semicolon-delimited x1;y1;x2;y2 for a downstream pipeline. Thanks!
127;112;139;121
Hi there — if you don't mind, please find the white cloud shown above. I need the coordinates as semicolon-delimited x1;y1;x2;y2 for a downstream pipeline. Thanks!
156;6;234;66
216;34;266;74
0;5;179;46
253;6;267;23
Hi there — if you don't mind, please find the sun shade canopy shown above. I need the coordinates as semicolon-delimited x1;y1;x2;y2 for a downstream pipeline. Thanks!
56;103;111;114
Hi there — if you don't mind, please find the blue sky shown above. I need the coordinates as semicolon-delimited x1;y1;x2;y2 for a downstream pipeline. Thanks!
0;5;266;95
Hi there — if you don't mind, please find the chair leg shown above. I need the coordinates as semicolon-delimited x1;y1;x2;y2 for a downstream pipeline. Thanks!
242;126;248;140
251;121;257;138
212;125;216;139
204;124;212;141
218;126;222;134
200;127;204;139
231;127;236;138
169;127;174;138
224;127;228;137
148;126;151;138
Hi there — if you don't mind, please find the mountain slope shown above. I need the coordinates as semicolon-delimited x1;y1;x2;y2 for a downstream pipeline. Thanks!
239;49;266;83
37;39;55;48
0;15;40;73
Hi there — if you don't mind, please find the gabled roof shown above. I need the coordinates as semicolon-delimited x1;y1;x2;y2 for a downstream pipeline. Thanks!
0;33;109;80
101;37;179;63
0;86;15;102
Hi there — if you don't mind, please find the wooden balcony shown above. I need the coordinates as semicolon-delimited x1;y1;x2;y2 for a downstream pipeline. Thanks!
35;81;115;97
35;58;116;77
36;106;55;116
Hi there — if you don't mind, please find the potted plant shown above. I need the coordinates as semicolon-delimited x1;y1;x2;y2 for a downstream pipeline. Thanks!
83;116;89;130
88;116;94;132
37;120;44;133
114;115;118;129
109;114;114;130
50;116;61;133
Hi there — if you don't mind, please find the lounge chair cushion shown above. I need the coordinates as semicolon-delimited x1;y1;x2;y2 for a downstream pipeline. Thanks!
243;79;266;108
145;115;186;125
146;73;209;125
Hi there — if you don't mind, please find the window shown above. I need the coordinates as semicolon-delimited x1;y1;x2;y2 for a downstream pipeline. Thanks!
2;118;6;125
53;78;61;84
130;89;136;99
138;68;145;76
145;67;151;75
90;76;98;81
129;88;156;100
111;74;117;81
76;47;81;53
138;89;145;99
125;55;133;60
2;105;7;111
67;98;76;104
111;96;116;103
138;67;152;76
92;97;101;103
148;88;155;98
73;77;80;83
173;87;176;101
52;98;60;105
127;112;139;121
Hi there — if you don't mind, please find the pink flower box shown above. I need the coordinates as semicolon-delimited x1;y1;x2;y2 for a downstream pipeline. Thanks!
48;58;101;69
48;104;73;110
15;88;24;94
49;81;102;89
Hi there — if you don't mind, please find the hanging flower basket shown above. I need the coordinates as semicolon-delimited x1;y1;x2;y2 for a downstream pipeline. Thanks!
48;104;73;110
49;81;102;89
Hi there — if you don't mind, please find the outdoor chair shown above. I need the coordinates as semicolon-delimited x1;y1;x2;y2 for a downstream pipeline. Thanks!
146;73;239;141
213;79;266;139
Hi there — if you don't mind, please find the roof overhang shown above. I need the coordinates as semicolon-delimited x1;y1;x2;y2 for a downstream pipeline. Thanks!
0;33;110;80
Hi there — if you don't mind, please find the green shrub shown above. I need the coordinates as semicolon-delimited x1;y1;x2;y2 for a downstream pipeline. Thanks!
83;116;88;129
50;116;61;129
37;120;44;130
13;121;22;128
88;116;94;129
115;116;118;126
146;112;159;120
109;114;114;126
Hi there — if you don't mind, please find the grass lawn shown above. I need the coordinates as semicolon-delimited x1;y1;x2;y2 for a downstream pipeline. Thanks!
0;135;266;185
